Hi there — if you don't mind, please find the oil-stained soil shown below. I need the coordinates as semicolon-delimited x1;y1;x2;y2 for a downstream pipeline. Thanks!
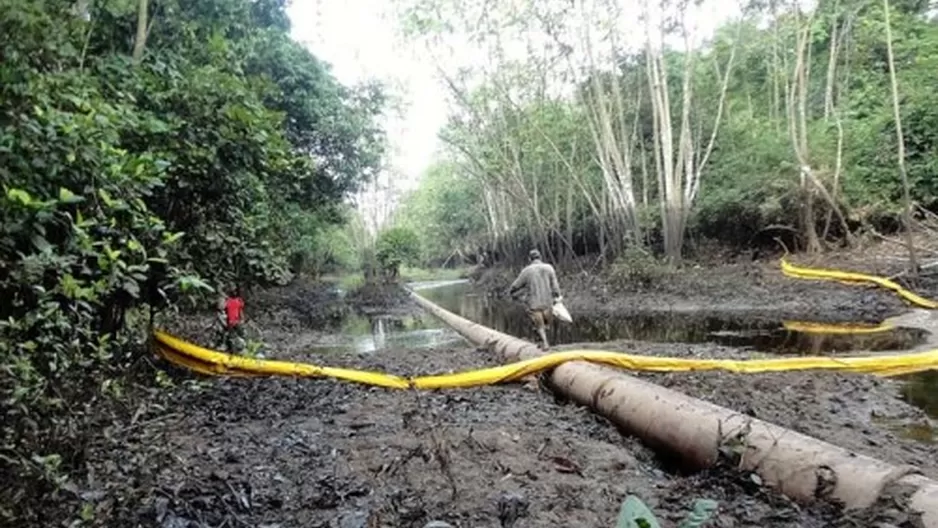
58;259;938;528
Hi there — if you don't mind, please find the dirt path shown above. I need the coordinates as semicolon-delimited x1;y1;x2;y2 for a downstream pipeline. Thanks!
68;267;938;527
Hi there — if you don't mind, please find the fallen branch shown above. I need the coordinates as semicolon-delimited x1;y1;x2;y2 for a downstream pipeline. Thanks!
888;260;938;281
870;231;938;257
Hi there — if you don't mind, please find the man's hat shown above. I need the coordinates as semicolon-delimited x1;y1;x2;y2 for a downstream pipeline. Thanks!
529;249;541;261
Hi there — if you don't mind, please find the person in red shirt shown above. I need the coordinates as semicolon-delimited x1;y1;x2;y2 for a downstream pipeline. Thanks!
225;294;244;328
217;286;246;352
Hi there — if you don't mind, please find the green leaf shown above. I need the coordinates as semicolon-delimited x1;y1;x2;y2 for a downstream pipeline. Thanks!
31;233;52;252
122;280;140;299
163;231;185;244
127;238;143;252
178;275;213;292
58;187;83;204
678;499;719;528
617;496;660;528
80;502;95;521
98;188;114;207
7;187;32;206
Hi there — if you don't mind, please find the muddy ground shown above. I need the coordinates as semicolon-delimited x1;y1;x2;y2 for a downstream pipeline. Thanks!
473;247;938;324
565;339;938;479
63;249;938;528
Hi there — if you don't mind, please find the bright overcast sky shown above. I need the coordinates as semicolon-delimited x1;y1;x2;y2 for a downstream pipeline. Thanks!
287;0;446;193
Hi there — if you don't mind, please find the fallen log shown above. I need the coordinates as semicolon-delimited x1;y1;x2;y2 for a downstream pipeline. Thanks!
408;289;938;525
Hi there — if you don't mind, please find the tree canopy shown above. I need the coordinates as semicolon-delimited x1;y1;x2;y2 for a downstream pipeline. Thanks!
0;0;386;520
391;0;938;265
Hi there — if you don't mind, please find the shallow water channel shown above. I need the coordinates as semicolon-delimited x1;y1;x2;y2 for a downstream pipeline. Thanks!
309;279;938;426
317;280;927;356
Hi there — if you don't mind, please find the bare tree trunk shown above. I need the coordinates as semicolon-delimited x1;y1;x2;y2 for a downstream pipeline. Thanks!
579;9;643;248
640;141;649;208
684;28;739;226
644;0;735;262
883;0;919;278
644;0;681;262
566;181;574;261
772;1;782;132
132;0;149;63
788;19;822;253
672;32;695;260
823;6;840;120
822;109;846;241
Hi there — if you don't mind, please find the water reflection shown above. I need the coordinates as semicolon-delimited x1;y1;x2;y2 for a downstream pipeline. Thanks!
311;281;928;358
307;313;460;355
418;283;928;354
420;283;938;425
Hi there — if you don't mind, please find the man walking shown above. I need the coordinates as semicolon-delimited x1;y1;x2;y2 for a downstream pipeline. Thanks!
509;249;562;350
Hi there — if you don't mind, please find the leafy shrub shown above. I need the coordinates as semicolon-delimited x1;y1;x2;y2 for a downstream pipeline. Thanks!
608;246;674;290
375;226;421;280
0;0;386;523
0;68;195;519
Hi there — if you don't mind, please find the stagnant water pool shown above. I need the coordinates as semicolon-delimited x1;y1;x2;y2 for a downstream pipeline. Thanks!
315;279;928;356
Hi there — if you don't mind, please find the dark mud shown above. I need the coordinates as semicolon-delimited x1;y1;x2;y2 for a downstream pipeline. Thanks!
61;266;938;528
76;357;856;528
473;256;915;324
562;340;938;478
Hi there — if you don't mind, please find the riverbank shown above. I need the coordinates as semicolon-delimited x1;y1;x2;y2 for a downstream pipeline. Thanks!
325;266;472;295
472;244;938;324
46;268;938;527
79;346;861;527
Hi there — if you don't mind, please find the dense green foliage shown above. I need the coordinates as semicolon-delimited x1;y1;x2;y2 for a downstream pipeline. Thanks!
375;225;421;278
393;0;938;264
0;0;385;521
394;160;488;262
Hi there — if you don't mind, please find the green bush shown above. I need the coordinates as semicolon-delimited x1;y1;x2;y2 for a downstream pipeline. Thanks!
0;0;386;522
375;226;422;280
608;246;674;290
0;67;196;517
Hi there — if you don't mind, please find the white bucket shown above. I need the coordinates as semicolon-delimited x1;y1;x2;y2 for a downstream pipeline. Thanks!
552;301;573;323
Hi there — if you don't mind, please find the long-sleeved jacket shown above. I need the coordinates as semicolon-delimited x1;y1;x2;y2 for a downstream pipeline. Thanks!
509;259;561;310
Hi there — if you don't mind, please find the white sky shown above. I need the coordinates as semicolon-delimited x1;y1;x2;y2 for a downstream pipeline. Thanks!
287;0;447;194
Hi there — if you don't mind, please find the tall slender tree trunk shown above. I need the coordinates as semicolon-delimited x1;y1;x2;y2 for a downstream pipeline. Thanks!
132;0;149;63
788;19;822;253
823;5;840;121
883;0;919;278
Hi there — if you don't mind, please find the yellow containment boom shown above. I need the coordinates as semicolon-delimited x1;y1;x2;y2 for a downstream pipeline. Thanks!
781;258;938;309
781;320;895;334
153;326;938;390
152;258;938;388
